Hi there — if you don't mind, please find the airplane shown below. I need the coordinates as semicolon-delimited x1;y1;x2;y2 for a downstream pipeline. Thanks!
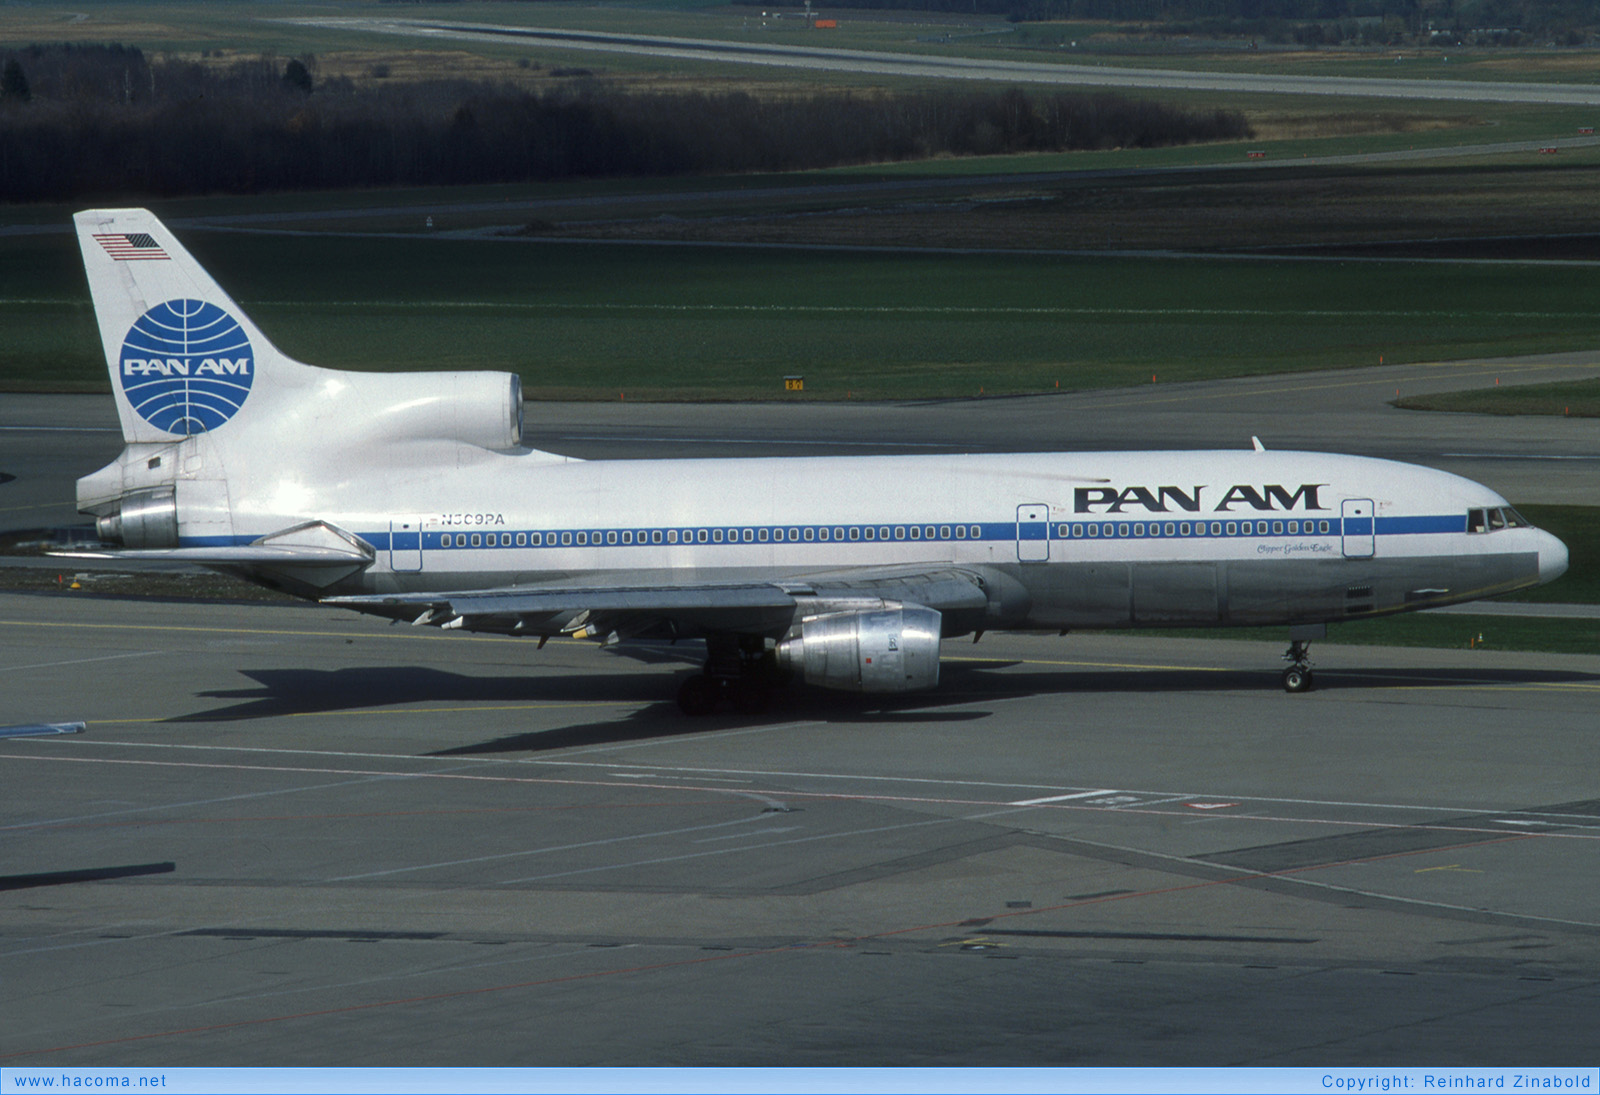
62;208;1569;713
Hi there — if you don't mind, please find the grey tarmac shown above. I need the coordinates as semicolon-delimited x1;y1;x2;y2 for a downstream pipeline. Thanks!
2;595;1599;1066
289;19;1600;108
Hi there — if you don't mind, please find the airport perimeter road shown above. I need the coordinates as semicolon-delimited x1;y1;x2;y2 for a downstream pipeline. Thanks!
294;18;1600;107
3;595;1599;1066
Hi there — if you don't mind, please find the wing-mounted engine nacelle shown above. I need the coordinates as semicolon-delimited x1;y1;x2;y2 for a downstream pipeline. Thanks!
775;605;941;693
94;486;177;548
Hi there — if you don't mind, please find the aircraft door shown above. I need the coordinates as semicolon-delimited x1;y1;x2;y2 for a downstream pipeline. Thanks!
1341;498;1375;559
390;516;424;572
1016;503;1050;562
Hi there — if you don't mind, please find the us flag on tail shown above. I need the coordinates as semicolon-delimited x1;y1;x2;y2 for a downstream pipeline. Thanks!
93;232;169;261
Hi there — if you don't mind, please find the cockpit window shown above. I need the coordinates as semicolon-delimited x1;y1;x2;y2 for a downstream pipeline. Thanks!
1469;507;1533;533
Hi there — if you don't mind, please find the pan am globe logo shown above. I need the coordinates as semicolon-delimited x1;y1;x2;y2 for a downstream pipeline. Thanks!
119;299;254;435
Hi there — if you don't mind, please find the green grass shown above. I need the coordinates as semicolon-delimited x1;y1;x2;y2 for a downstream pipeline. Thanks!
1502;505;1600;604
10;229;1600;400
1395;378;1600;418
1152;612;1600;655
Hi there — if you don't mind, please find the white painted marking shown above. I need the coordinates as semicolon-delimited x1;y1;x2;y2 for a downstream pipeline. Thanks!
2;650;163;673
693;826;802;843
1009;789;1115;807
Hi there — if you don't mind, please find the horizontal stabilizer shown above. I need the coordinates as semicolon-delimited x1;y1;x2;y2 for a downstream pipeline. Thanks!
51;544;375;567
51;519;376;569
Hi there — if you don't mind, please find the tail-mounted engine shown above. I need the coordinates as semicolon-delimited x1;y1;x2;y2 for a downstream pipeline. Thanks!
775;605;941;693
93;486;177;548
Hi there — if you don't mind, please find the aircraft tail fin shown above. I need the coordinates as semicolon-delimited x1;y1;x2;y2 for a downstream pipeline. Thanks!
74;208;313;445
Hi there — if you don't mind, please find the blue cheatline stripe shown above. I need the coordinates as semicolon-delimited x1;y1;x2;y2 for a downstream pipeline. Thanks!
183;512;1483;552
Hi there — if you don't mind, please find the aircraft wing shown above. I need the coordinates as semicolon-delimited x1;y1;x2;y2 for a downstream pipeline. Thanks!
325;565;992;642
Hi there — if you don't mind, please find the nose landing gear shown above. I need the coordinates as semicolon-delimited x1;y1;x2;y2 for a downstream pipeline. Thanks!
1282;639;1314;693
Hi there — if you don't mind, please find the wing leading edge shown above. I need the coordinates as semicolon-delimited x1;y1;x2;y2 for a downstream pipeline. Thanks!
325;565;997;643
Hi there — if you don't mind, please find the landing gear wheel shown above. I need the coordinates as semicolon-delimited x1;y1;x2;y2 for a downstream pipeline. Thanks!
1282;665;1314;693
1281;637;1315;694
730;677;771;716
677;674;718;716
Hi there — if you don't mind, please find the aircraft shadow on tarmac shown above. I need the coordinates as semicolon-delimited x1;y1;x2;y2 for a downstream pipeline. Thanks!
162;659;1600;756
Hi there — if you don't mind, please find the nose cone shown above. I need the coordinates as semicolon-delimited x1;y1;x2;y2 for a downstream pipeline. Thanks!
1539;530;1569;585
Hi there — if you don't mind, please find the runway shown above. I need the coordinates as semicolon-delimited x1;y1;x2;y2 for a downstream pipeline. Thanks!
291;18;1600;107
3;364;1600;1064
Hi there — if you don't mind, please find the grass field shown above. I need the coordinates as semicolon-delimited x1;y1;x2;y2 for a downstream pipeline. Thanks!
1395;378;1600;418
1154;611;1600;656
9;229;1600;400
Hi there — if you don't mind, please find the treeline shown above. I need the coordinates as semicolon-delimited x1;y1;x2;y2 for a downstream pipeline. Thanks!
744;0;1597;40
0;44;1250;201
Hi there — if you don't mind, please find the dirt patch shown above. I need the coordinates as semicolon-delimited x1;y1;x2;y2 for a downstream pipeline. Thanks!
1248;112;1471;139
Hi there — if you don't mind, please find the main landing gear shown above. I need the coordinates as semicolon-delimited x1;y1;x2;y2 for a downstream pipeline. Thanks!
1281;639;1314;693
677;634;787;716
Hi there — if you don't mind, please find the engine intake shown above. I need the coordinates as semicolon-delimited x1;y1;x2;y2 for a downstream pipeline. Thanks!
775;605;941;693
